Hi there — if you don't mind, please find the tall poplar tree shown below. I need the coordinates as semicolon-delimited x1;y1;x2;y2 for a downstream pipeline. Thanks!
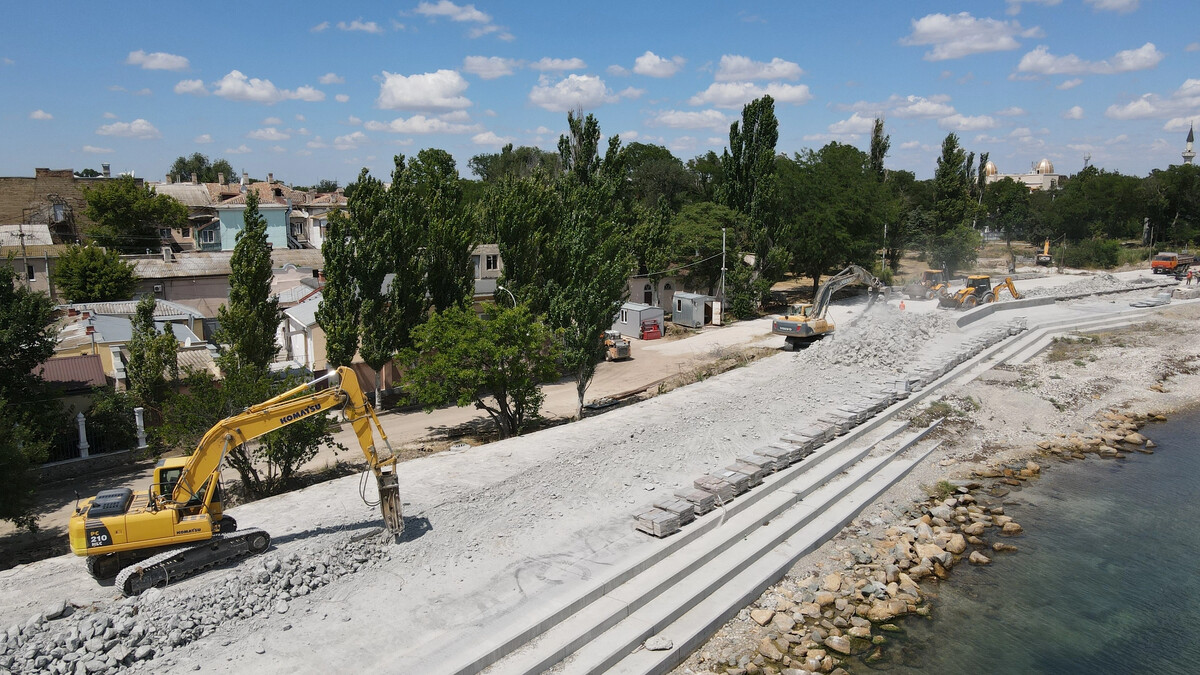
216;190;279;370
126;295;178;422
315;207;360;368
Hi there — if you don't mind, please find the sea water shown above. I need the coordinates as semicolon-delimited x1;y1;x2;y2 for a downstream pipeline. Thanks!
847;410;1200;674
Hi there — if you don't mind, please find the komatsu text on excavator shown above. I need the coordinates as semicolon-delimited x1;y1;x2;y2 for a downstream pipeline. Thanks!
68;367;403;595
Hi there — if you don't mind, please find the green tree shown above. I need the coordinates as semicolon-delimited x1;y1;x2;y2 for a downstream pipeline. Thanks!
469;143;560;183
687;151;725;203
1145;163;1200;244
215;190;279;370
314;179;339;193
869;116;890;182
408;149;477;311
669;202;746;295
169;152;236;184
316;207;361;368
480;171;564;316
50;244;137;303
925;133;980;272
621;142;698;211
402;303;562;438
982;178;1033;244
0;264;57;527
74;168;102;178
125;295;178;424
718;95;785;307
83;176;188;253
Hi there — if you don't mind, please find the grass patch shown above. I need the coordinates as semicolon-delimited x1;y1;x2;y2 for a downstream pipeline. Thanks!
1046;335;1098;363
923;480;957;501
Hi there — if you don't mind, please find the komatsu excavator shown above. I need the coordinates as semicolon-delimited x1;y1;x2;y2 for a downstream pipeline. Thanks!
69;366;403;595
771;265;887;350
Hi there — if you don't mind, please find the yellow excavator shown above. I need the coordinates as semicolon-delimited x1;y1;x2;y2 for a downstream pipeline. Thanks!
69;366;403;595
1036;239;1053;266
772;264;887;349
938;275;1022;310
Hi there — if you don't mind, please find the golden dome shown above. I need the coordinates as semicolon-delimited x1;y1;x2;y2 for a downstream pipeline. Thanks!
1035;158;1054;174
983;160;998;176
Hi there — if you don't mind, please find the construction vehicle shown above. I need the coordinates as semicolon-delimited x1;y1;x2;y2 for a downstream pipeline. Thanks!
772;265;886;349
1035;239;1053;266
938;275;1022;310
1151;251;1195;274
69;367;403;595
903;269;949;300
603;329;631;361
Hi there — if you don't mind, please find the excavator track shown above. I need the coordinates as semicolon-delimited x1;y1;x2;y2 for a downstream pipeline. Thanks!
115;528;271;596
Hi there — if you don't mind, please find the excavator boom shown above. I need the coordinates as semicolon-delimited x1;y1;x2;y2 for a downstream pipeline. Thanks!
773;265;886;348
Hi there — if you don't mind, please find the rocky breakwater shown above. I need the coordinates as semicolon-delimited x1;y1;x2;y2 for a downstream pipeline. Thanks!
0;528;392;674
1030;409;1161;462
692;471;1035;675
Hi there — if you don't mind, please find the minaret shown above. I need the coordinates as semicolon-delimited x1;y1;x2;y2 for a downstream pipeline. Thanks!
1184;123;1196;165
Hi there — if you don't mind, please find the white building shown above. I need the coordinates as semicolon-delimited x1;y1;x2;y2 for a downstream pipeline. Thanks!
983;158;1065;192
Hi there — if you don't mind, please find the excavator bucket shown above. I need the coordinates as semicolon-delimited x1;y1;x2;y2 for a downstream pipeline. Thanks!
375;466;404;536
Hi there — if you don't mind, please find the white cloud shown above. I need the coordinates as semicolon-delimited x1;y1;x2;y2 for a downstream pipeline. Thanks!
1062;105;1084;119
213;70;325;104
464;56;519;79
1017;42;1162;75
938;113;997;131
892;94;956;118
311;21;330;32
899;140;921;149
714;55;803;81
263;116;283;125
133;88;152;96
646;109;733;131
440;110;472;122
633;51;685;78
346;116;362;125
618;86;645;100
1106;134;1128;145
333;131;368;150
225;144;252;154
1084;0;1139;12
338;19;383;33
29;109;52;120
1057;78;1083;90
364;115;481;134
125;49;189;71
96;118;161;139
2;57;13;66
377;69;471;110
529;74;615;111
901;13;1040;61
269;145;287;153
319;72;344;85
606;65;630;77
247;127;290;141
472;131;514;146
669;136;699;154
1164;117;1196;132
1105;78;1200;120
336;94;350;103
1005;0;1061;15
828;112;876;135
688;81;812;108
102;112;117;119
307;137;328;149
194;134;212;144
996;106;1026;116
82;145;112;154
415;1;490;22
801;133;837;143
530;57;587;72
1187;43;1200;53
174;79;208;96
467;24;514;41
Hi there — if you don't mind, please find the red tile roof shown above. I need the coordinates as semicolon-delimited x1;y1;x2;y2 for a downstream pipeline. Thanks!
35;354;107;391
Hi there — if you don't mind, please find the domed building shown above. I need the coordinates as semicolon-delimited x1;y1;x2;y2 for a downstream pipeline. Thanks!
984;158;1065;191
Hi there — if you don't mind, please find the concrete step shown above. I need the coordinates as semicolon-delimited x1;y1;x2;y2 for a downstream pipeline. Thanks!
486;425;939;675
567;443;939;675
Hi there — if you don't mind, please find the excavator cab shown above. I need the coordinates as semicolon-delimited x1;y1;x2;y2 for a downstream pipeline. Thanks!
1036;239;1053;266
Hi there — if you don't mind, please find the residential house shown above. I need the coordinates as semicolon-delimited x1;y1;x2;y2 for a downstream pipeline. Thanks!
61;299;208;341
34;353;109;416
0;165;132;241
623;276;679;311
289;191;346;249
275;292;327;376
53;309;205;391
1;224;68;298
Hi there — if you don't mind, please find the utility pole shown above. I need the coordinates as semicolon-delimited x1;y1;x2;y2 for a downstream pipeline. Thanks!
720;227;726;307
18;223;30;288
880;222;887;272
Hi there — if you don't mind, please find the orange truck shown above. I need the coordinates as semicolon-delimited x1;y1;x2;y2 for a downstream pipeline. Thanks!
1151;252;1194;274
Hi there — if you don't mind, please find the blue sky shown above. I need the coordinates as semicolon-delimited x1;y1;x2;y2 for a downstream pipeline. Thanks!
2;1;1197;185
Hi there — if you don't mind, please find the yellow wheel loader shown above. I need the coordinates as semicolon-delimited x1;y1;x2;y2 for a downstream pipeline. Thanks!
904;269;950;300
69;367;403;595
938;275;1022;310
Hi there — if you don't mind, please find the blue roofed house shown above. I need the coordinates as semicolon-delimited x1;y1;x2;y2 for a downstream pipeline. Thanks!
207;178;294;252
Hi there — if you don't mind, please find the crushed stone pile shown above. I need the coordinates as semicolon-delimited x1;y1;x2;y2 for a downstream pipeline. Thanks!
0;530;392;674
805;310;957;373
1023;273;1172;299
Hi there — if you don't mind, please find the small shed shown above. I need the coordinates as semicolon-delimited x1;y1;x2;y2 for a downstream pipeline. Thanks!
672;292;714;329
612;302;664;339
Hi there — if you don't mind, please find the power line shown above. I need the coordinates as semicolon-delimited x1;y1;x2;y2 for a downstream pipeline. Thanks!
629;252;723;279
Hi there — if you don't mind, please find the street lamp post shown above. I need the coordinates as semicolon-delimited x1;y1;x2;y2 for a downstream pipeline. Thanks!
497;284;516;306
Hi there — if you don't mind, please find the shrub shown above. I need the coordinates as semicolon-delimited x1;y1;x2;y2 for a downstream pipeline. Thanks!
1062;239;1121;268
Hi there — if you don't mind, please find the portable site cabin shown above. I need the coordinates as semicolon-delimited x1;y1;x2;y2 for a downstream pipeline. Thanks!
672;292;716;329
612;302;664;339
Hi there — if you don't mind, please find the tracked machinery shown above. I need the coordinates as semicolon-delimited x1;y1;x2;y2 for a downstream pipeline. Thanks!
903;269;950;300
772;264;888;350
69;366;403;595
938;275;1022;310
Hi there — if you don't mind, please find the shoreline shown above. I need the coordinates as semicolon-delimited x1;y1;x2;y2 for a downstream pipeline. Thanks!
673;306;1200;675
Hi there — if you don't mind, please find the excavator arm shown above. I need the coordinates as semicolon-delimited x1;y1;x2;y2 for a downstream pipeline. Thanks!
168;366;403;533
810;265;887;320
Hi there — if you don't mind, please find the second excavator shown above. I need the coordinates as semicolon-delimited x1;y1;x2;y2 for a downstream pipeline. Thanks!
772;265;888;350
69;366;403;595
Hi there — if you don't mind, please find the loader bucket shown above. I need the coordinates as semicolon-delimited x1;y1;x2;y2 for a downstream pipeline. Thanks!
375;466;404;536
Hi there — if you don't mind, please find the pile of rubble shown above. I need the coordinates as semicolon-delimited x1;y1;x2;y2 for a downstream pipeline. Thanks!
809;311;956;373
0;529;392;674
1023;273;1174;299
